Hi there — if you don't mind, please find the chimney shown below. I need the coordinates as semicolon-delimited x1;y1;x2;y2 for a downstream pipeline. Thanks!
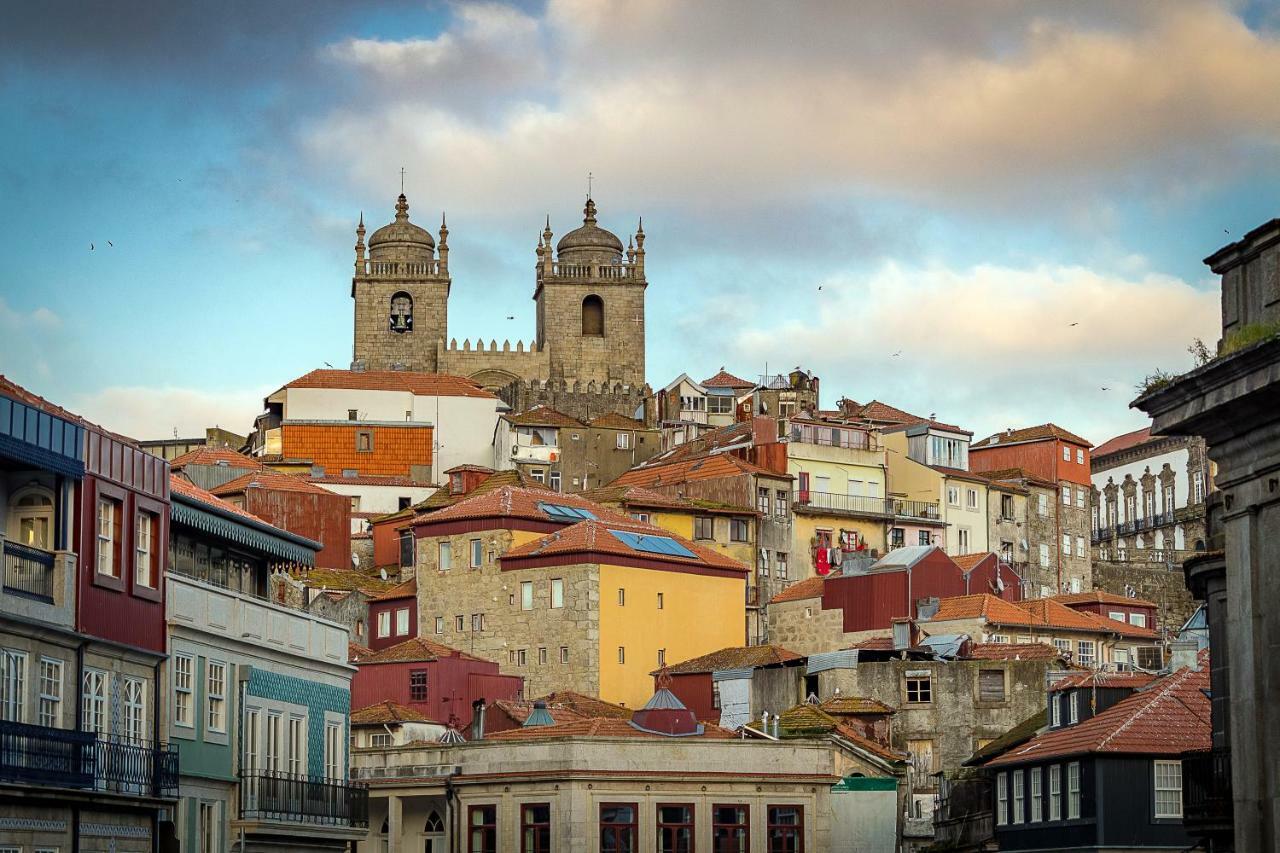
470;699;487;740
1169;640;1200;672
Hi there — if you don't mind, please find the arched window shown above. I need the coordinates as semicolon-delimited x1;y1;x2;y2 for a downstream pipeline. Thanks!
390;292;414;333
582;294;604;336
8;485;54;550
423;811;445;853
425;811;444;832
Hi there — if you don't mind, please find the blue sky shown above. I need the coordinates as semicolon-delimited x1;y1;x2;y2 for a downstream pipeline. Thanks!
2;0;1278;445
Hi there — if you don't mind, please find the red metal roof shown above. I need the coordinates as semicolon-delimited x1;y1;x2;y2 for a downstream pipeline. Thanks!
280;369;496;399
1091;426;1155;458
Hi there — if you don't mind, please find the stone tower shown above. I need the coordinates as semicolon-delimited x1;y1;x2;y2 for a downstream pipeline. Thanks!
535;198;647;388
351;193;451;371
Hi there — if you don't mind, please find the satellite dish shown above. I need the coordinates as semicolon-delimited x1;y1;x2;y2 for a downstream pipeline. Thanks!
379;568;388;581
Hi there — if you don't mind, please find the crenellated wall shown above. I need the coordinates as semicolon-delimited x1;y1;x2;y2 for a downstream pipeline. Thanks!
498;377;653;423
435;338;551;388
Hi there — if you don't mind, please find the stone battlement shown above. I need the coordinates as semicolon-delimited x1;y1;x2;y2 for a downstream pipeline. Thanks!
499;377;654;424
443;338;538;353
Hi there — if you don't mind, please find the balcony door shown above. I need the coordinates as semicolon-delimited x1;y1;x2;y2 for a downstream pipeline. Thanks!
8;486;54;549
243;708;261;813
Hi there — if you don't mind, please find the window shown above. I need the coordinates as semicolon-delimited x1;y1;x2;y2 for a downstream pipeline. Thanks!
1076;448;1084;464
617;587;626;606
713;804;749;852
712;680;722;710
616;432;631;450
1061;485;1071;505
1154;760;1183;818
1129;612;1147;628
370;732;393;748
324;720;342;779
97;497;121;578
287;716;304;775
1067;762;1081;818
581;294;604;336
389;291;413;332
694;516;714;540
199;800;220;853
518;649;527;666
777;551;789;580
549;470;561;492
135;511;158;588
1077;641;1096;668
38;657;62;728
1050;764;1062;820
600;804;638;853
907;739;935;787
1038;493;1048;515
906;674;932;703
618;646;626;664
758;488;771;516
265;712;282;771
759;549;770;578
707;395;734;414
1012;769;1025;824
82;668;107;735
966;488;978;509
775;490;788;518
124;677;145;742
918;530;931;546
958;527;970;552
356;430;373;452
456;615;465;632
1062;533;1072;557
657;649;666;667
560;646;569;664
766;805;803;853
1076;535;1085;556
1031;767;1043;822
890;527;905;548
947;486;960;506
997;772;1009;825
435;616;444;634
630;512;650;523
978;669;1006;702
1051;694;1061;727
521;581;534;610
410;669;428;701
1000;493;1015;520
396;607;410;635
1076;487;1086;508
377;611;391;638
521;803;551;853
1069;692;1079;723
438;540;452;571
549;578;564;608
1109;610;1125;623
1163;483;1175;512
538;647;548;665
0;650;26;722
657;592;664;610
470;538;482;568
657;804;694;853
172;653;194;727
207;661;226;733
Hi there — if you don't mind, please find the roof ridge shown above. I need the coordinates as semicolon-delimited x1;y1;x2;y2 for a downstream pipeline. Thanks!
1095;667;1202;752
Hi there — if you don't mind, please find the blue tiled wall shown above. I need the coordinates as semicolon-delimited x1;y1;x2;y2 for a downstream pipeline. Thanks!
245;668;350;774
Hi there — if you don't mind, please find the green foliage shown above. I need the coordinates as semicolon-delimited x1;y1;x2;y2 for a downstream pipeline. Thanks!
1187;338;1213;367
1135;369;1178;397
1220;320;1280;357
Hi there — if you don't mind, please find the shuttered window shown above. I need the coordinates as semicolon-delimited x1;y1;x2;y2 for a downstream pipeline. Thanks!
978;669;1006;702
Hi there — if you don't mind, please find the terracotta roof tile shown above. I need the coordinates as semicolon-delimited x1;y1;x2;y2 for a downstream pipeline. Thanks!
502;518;749;573
486;717;738;741
931;594;1037;625
502;405;586;427
1053;590;1158;609
369;578;416;602
170;446;263;471
701;368;755;389
578;484;754;516
358;636;493;665
928;465;992;483
847;636;895;650
170;473;277;528
533;691;633;720
833;722;910;763
588;412;650;430
211;469;340;497
281;369;496;399
298;567;394;596
413;485;632;528
309;474;425;487
348;641;373;661
965;643;1065;661
971;467;1058;489
1049;671;1159;691
351;700;434;725
769;576;825;604
972;423;1091;450
1091;426;1155;458
931;594;1158;639
612;452;785;488
986;659;1210;766
950;552;994;572
820;697;895;715
660;645;805;675
643;421;757;465
491;700;589;728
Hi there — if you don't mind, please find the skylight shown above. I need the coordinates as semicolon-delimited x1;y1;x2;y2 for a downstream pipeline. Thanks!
537;502;597;521
609;529;697;559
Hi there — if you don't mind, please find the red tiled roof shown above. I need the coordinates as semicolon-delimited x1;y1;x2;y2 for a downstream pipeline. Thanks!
972;423;1091;450
931;594;1158;639
1053;590;1158;609
588;411;650;430
491;700;589;728
445;464;495;474
349;641;373;661
170;473;282;528
486;716;739;741
702;368;755;389
772;704;908;764
929;465;992;483
642;421;757;464
951;552;994;572
769;576;825;604
534;691;633;720
351;700;434;725
211;469;340;497
931;594;1045;626
1020;598;1158;639
612;453;786;488
412;485;632;528
369;578;416;602
170;446;263;471
986;659;1210;766
280;369;496;399
357;637;492;665
309;474;425;487
847;636;895;650
972;467;1058;489
578;484;754;516
660;645;805;675
821;697;895;715
502;518;749;573
503;405;586;427
965;643;1065;661
1091;426;1155;458
1049;671;1159;691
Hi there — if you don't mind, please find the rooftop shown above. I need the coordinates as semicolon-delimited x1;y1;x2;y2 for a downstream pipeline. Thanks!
485;716;737;741
950;552;995;572
356;636;493;665
278;369;496;399
964;643;1066;661
819;696;895;715
351;700;434;726
578;484;754;515
411;485;631;528
503;405;586;428
769;576;825;604
503;518;749;573
170;446;263;471
1091;425;1156;458
972;423;1091;450
369;578;416;602
701;368;755;389
588;412;650;430
930;594;1158;639
1053;590;1158;609
659;644;805;675
211;469;340;497
612;451;785;488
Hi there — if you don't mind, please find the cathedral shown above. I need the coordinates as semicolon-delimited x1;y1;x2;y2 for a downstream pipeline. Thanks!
350;192;650;417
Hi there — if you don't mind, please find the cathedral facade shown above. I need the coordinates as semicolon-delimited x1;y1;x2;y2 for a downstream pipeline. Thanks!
350;193;649;413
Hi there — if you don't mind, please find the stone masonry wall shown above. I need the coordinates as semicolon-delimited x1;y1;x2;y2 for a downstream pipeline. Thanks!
353;275;449;372
1092;559;1197;637
437;339;551;387
499;377;651;423
539;276;646;387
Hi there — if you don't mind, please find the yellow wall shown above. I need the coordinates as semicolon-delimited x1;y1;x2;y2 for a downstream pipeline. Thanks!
597;563;745;708
792;513;886;578
941;477;989;554
883;432;943;506
646;509;755;573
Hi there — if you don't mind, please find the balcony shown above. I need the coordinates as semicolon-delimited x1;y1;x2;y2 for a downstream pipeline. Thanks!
891;498;943;523
3;540;54;601
240;770;369;828
788;424;881;452
1183;747;1233;839
792;491;892;519
510;443;559;464
0;720;178;799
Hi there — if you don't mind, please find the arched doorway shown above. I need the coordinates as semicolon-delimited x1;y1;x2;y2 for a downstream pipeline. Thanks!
582;294;604;336
8;485;54;549
422;810;445;853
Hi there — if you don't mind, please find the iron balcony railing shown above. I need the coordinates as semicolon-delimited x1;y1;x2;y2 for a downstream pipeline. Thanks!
2;540;55;601
891;498;943;521
240;769;369;828
1183;747;1233;831
788;424;881;451
0;720;178;797
792;491;892;518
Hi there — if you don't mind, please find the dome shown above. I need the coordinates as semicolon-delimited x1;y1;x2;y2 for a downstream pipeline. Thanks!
556;198;624;258
368;193;435;258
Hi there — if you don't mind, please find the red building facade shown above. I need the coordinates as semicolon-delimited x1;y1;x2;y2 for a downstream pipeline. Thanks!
367;579;417;650
211;469;352;568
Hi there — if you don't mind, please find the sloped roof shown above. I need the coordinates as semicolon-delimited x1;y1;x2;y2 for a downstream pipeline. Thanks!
279;369;496;399
486;717;738;741
1048;671;1159;692
211;469;339;497
660;644;805;675
702;368;755;389
929;465;991;483
972;423;1091;450
972;467;1058;489
296;566;393;596
578;484;754;515
964;643;1065;661
1053;590;1158;609
351;700;434;726
393;469;548;520
932;594;1038;625
642;421;757;465
931;594;1158;639
502;518;749;573
870;545;937;571
491;699;589;728
986;657;1210;766
965;709;1046;766
1091;426;1155;458
820;697;895;715
348;641;373;661
769;576;825;604
1020;598;1158;639
309;474;424;487
356;636;492;665
612;452;785;488
170;446;263;471
770;704;908;764
502;405;585;427
588;412;649;430
369;578;416;602
950;552;994;572
412;485;631;528
534;691;633;720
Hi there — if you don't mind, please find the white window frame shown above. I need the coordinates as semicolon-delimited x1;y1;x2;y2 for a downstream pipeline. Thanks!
1012;769;1024;824
1039;543;1050;568
324;720;343;780
123;676;145;742
395;607;410;636
550;578;564;608
1076;487;1086;508
82;668;107;735
1069;691;1079;723
1051;694;1061;727
434;616;444;634
1077;640;1097;668
1061;485;1071;505
1050;764;1062;820
966;488;979;510
1153;759;1183;818
38;656;62;728
265;711;282;771
377;611;391;638
616;432;631;450
1076;448;1084;464
996;772;1008;825
438;540;452;571
1031;767;1043;822
469;538;482;568
947;486;961;507
206;660;227;734
560;646;569;664
287;715;305;776
174;653;194;728
0;649;27;723
1129;613;1147;628
1062;533;1072;557
1076;535;1085;557
1067;762;1081;818
521;581;534;611
97;497;117;578
1063;446;1070;462
1038;493;1048;516
135;510;156;588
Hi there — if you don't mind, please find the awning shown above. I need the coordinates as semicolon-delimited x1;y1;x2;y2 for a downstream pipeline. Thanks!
171;500;316;566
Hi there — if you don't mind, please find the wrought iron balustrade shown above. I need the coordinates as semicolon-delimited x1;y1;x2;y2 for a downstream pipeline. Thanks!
792;491;892;517
0;720;177;797
1184;747;1233;830
2;540;55;600
240;769;369;828
891;499;943;521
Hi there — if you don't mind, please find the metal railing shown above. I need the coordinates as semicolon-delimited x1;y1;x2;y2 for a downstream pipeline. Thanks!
1184;747;1232;829
0;721;178;797
240;770;369;827
891;498;942;521
2;540;55;601
792;491;892;517
788;424;881;451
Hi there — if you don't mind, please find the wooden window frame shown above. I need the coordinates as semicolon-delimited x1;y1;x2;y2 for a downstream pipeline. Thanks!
521;802;551;853
656;802;695;853
599;802;638;853
712;803;748;851
766;804;804;853
468;803;497;853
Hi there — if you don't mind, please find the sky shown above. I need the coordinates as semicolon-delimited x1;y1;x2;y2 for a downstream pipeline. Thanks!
2;0;1279;446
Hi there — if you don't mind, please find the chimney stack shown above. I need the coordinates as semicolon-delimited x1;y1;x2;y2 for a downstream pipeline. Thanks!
471;699;487;740
1169;640;1200;672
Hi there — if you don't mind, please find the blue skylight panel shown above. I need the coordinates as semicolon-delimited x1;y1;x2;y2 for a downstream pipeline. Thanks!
608;529;697;559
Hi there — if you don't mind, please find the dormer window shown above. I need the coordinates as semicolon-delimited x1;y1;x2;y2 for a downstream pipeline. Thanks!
390;292;413;333
450;472;464;494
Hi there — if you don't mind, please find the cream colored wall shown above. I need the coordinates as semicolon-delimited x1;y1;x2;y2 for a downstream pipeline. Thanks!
942;477;989;554
792;513;886;579
883;432;944;507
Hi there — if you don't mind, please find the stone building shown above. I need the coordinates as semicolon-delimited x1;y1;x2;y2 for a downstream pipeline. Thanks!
492;405;661;493
350;193;651;418
973;468;1075;598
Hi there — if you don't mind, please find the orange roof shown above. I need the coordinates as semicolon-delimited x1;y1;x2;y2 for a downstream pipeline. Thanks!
503;405;585;427
280;369;496;399
170;473;286;530
612;453;785;488
931;594;1038;625
1091;426;1155;458
281;422;432;479
588;412;650;430
931;594;1158;639
170;446;263;471
503;518;748;573
986;658;1210;765
972;467;1058;489
533;691;633;720
950;552;994;572
412;485;631;528
660;645;805;675
211;468;339;497
820;697;895;715
369;578;416;602
298;567;394;596
1053;590;1158;609
769;576;825;604
349;641;373;661
357;636;493;665
310;474;423;487
972;423;1091;449
702;368;755;388
491;699;589;728
1020;598;1158;639
1049;671;1159;691
351;700;434;725
965;643;1065;661
486;717;738;741
578;484;754;516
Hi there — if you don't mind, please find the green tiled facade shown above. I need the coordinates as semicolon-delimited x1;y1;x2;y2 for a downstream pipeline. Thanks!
246;667;351;773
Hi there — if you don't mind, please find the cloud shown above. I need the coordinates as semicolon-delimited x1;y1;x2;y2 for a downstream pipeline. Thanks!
0;298;60;330
69;385;267;442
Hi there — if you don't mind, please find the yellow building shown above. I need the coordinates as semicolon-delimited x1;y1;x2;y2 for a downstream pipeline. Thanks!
408;485;748;708
882;428;989;554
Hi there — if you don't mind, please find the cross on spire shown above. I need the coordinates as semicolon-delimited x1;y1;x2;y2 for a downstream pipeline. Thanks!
400;167;406;193
587;171;593;198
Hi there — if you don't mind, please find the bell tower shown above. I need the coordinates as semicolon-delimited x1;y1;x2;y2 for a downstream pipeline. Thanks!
351;193;451;371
